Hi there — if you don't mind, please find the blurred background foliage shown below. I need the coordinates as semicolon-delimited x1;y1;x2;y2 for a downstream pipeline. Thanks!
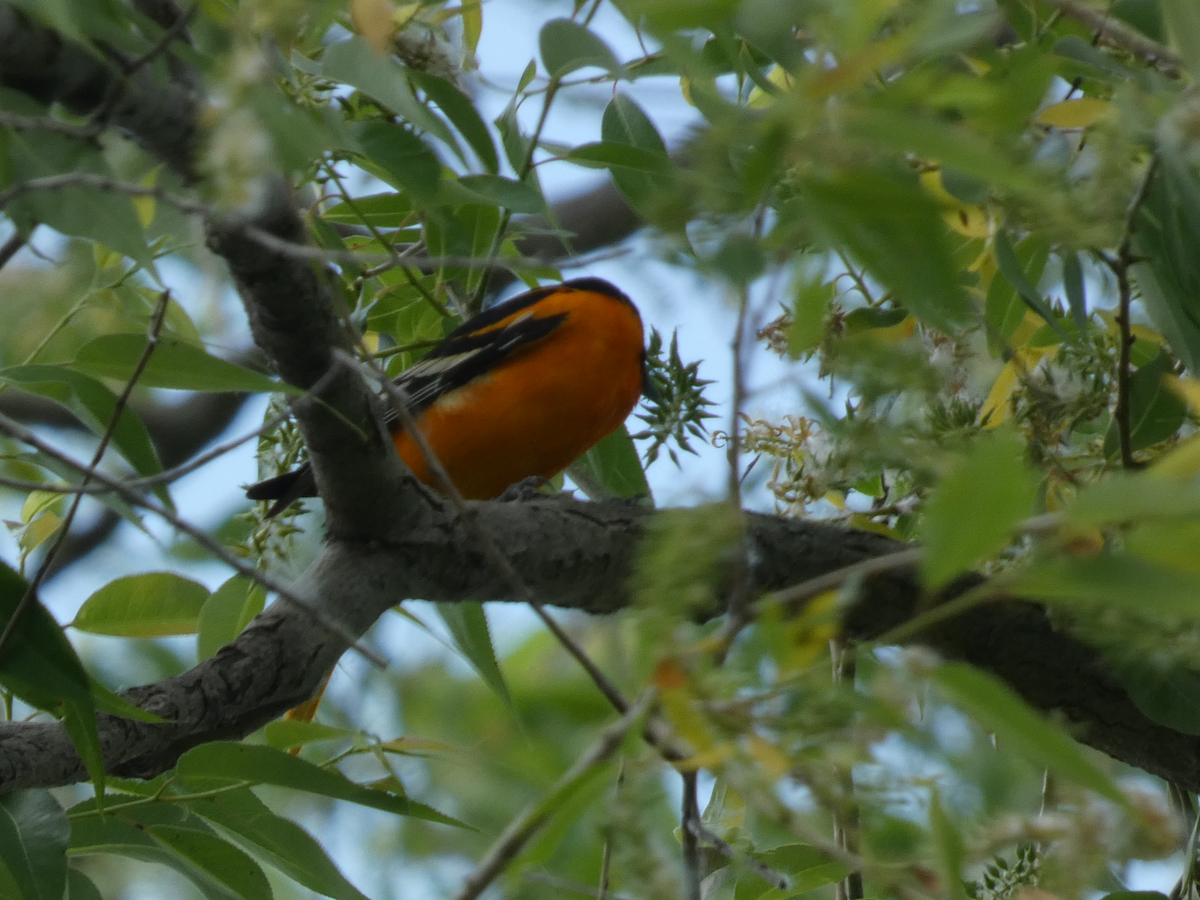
5;0;1200;899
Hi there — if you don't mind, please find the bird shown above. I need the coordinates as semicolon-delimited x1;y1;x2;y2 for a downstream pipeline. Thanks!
245;277;648;515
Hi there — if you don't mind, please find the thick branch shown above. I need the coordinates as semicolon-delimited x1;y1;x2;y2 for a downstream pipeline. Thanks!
1;499;1195;792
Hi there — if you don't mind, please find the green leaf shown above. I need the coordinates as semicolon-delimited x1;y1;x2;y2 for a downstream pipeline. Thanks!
65;868;103;900
1;131;151;268
1103;351;1187;457
88;677;162;723
565;141;672;173
788;273;833;357
437;602;510;705
355;120;442;204
409;71;498;174
516;59;537;92
1068;473;1200;525
1115;663;1200;735
71;335;292;394
539;18;619;77
176;742;468;828
712;233;765;287
321;192;413;228
919;429;1037;588
0;791;69;900
187;787;371;900
932;663;1125;804
985;235;1048;348
460;0;481;54
261;719;356;750
1162;1;1200;75
734;844;846;899
197;577;265;660
147;825;272;900
1007;553;1200;621
573;425;652;500
72;573;209;637
421;202;500;295
0;364;164;492
321;37;458;150
600;95;671;217
68;816;243;900
845;108;1041;199
620;0;737;31
3;0;135;49
61;700;105;797
804;170;970;332
1132;167;1200;373
1125;520;1200;573
456;174;545;214
1053;35;1141;82
929;789;969;900
843;306;908;335
0;561;94;712
1062;250;1088;334
9;450;143;528
993;231;1067;340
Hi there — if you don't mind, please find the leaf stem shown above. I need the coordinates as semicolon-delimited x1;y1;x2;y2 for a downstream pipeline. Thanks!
1105;156;1158;471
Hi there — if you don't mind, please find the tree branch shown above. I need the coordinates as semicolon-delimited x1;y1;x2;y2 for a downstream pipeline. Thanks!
1043;0;1181;76
0;3;201;179
0;498;1197;792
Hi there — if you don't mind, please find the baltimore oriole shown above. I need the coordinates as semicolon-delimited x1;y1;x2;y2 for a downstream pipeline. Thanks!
246;277;647;515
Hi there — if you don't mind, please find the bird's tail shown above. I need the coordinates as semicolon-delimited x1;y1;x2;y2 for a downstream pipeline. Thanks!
245;463;317;517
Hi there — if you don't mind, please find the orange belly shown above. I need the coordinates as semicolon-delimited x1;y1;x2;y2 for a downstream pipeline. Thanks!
391;290;644;499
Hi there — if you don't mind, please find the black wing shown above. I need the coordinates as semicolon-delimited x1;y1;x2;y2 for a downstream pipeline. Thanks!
387;293;568;416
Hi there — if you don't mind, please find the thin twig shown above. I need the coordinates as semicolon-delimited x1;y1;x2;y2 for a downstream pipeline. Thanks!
71;2;198;148
772;547;924;615
0;112;102;140
451;693;653;900
1104;157;1159;471
597;759;625;900
1042;0;1181;76
0;364;342;496
831;640;864;900
683;818;789;890
1112;261;1138;469
0;411;386;667
0;292;170;659
681;771;703;900
470;26;569;310
124;2;198;73
596;837;613;900
322;164;450;320
716;288;753;652
0;230;28;271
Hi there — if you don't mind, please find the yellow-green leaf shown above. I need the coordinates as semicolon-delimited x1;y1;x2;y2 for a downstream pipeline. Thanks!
1037;97;1112;128
72;573;209;637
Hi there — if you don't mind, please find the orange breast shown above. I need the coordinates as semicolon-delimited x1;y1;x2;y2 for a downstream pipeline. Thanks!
391;288;645;499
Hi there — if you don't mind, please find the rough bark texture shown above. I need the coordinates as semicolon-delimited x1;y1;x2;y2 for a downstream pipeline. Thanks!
1;0;1198;797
